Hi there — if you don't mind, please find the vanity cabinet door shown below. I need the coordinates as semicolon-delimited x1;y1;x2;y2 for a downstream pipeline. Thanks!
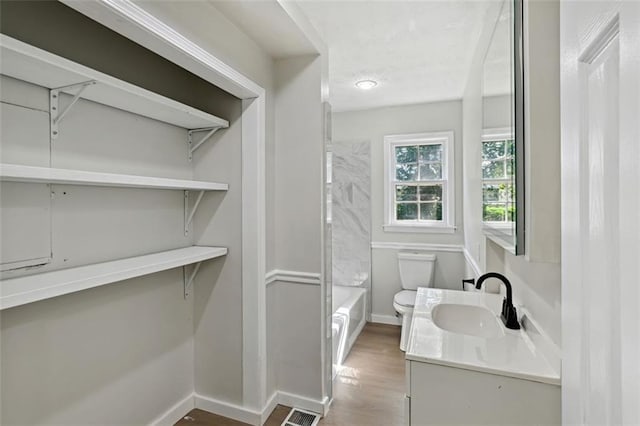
409;361;560;425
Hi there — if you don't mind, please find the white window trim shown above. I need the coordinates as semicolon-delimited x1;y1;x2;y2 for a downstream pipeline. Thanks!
482;127;513;142
383;131;455;232
482;127;515;226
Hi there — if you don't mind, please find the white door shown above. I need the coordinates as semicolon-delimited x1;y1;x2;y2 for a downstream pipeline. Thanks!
561;1;640;425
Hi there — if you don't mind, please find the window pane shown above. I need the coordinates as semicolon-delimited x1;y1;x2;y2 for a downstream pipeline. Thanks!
482;160;505;179
507;203;516;222
482;141;505;160
420;202;442;221
396;203;418;220
483;184;501;202
419;163;442;180
505;183;515;202
395;146;417;164
506;159;515;177
396;185;417;201
506;139;515;157
483;203;506;222
396;163;417;181
419;144;442;162
419;185;442;201
483;183;513;202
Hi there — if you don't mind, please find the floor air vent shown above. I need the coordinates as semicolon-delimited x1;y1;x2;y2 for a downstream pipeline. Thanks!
281;408;321;426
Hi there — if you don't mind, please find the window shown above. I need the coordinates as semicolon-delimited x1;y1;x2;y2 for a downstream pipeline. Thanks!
384;132;455;233
482;129;515;224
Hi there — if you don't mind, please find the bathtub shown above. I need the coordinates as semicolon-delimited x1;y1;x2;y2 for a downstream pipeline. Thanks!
332;285;367;373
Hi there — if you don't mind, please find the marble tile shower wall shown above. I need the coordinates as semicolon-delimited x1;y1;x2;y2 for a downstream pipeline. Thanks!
331;141;371;296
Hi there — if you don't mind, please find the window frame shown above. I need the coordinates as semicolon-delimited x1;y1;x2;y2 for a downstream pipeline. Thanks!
481;127;515;230
383;131;455;233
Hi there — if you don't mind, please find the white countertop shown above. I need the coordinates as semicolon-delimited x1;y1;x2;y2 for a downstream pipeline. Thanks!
406;288;561;386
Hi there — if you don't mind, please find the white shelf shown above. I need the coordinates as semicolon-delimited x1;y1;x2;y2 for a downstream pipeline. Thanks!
0;246;227;310
0;34;229;130
0;163;228;191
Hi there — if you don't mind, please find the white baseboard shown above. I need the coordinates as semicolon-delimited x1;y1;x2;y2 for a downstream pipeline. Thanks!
150;394;195;426
261;392;279;424
276;391;329;416
153;390;327;426
194;393;262;425
370;314;401;326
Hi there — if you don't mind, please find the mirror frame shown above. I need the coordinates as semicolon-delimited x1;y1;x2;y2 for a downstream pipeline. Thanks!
513;0;525;255
482;0;525;255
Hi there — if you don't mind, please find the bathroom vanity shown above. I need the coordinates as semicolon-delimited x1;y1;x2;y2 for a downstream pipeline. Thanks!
404;288;560;425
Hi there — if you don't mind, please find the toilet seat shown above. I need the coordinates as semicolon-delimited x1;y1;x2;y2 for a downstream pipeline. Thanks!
394;289;417;307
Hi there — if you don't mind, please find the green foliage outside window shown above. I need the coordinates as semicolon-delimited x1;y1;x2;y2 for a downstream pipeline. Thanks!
394;143;444;222
482;138;515;223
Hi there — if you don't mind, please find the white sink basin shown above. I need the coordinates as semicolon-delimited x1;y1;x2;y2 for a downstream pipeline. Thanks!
431;303;504;338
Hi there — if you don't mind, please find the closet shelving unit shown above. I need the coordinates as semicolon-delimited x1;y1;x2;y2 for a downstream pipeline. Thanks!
0;35;231;310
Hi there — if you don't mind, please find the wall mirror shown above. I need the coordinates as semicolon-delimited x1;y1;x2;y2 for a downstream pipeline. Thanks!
481;0;525;255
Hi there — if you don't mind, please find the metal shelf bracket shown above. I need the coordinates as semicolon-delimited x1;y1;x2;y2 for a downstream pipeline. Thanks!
184;190;205;236
50;80;97;139
187;127;222;161
183;262;202;299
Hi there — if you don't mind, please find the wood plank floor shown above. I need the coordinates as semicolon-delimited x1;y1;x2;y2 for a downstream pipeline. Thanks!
175;323;404;426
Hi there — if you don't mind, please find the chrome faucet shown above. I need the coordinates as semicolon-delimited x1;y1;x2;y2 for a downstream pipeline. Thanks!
463;272;520;330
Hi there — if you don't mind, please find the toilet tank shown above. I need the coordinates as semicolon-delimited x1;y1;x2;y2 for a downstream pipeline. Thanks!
397;252;437;290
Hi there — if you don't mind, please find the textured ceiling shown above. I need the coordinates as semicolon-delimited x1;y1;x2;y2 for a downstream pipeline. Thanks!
297;1;493;112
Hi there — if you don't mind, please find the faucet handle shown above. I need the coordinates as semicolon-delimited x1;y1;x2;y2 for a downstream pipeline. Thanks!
462;278;475;291
501;299;521;330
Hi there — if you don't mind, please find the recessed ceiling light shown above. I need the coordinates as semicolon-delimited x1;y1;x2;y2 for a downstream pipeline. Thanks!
355;79;378;90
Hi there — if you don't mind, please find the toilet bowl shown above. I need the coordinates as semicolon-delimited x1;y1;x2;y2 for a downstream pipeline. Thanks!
393;252;436;351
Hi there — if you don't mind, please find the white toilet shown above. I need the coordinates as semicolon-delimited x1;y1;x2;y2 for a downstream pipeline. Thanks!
393;251;437;351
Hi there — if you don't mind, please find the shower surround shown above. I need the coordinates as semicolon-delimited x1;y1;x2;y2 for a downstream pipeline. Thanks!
331;140;371;317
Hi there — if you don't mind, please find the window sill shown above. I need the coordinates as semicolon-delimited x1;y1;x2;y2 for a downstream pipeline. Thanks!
383;224;457;234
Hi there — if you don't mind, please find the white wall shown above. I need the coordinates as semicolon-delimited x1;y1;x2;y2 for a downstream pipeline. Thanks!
462;0;561;346
274;55;323;273
333;101;467;322
268;55;324;402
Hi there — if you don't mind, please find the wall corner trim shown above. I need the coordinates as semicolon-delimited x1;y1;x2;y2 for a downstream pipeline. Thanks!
265;269;322;286
371;241;464;252
463;247;483;278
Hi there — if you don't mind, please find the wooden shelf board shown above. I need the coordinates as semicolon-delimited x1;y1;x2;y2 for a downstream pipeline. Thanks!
0;246;227;310
0;163;228;191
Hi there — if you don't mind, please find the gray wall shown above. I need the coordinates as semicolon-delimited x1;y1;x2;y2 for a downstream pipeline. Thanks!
269;54;324;401
333;101;467;322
